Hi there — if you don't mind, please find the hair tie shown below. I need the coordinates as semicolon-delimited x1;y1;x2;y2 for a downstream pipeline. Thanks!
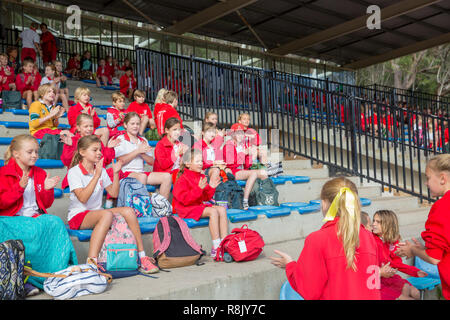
323;187;357;222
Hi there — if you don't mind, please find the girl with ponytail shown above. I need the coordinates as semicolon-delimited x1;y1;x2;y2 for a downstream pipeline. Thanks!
270;177;381;300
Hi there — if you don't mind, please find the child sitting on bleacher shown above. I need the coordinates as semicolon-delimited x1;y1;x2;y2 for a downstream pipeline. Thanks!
28;84;72;139
15;58;40;109
0;53;16;92
80;50;93;80
66;135;158;274
65;53;80;79
172;148;227;258
154;90;184;137
6;46;20;75
193;121;226;183
235;112;267;166
60;113;117;189
119;66;136;101
372;210;427;300
68;86;109;145
397;154;450;300
204;111;226;140
126;89;156;136
106;91;127;139
113;112;172;200
96;58;112;88
223;123;268;210
153;117;189;183
54;60;69;101
40;63;69;111
270;177;381;300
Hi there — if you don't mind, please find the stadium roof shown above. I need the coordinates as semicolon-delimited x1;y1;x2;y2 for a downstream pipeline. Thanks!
47;0;450;69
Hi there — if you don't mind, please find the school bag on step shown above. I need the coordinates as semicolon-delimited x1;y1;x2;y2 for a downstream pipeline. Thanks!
214;225;265;262
38;134;64;160
213;171;244;209
0;239;26;300
248;178;279;207
152;216;205;269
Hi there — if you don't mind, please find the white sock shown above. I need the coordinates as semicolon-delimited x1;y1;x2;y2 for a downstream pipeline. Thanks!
212;238;221;249
138;251;146;259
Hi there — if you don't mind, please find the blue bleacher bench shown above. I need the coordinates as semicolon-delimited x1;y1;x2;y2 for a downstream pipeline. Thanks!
101;85;118;91
407;256;441;300
95;105;111;110
54;188;63;198
279;280;304;300
0;159;63;168
227;209;258;222
81;79;97;84
280;202;320;214
265;207;291;218
0;121;70;130
309;197;371;207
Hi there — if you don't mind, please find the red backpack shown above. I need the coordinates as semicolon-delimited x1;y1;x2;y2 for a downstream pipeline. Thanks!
214;225;265;262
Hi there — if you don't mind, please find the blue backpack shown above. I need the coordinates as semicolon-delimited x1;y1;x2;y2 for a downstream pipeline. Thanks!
118;177;151;217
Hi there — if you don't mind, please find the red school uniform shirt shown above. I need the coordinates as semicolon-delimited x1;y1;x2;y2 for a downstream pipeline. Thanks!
154;103;184;136
67;102;101;133
153;135;183;173
106;107;126;138
285;218;381;300
172;168;216;221
66;57;80;71
421;190;450;300
126;101;153;118
193;139;224;170
119;74;136;95
15;72;40;93
223;139;252;175
60;133;115;189
0;65;15;91
0;158;54;216
96;65;112;83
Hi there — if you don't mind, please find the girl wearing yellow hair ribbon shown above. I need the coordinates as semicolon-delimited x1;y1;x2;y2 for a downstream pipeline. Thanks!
270;177;381;300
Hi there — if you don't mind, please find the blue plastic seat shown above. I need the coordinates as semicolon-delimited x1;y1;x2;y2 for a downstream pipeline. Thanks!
0;137;13;145
148;141;158;147
227;209;258;222
265;207;291;218
66;227;92;241
184;218;210;228
279;281;304;300
270;177;286;185
54;188;63;198
248;205;278;215
0;121;29;128
360;198;371;206
82;79;97;84
101;85;118;91
236;180;246;187
95;105;111;110
36;159;64;168
407;257;441;299
281;202;320;214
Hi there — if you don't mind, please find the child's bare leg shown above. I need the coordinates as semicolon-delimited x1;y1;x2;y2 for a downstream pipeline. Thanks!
235;170;258;200
95;127;109;146
397;284;415;300
202;207;220;241
213;205;228;239
147;172;172;199
128;172;148;185
140;115;149;136
208;167;220;184
79;209;114;259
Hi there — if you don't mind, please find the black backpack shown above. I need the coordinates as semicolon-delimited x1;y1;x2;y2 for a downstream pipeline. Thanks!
248;178;279;207
1;91;22;109
214;172;244;209
38;134;64;160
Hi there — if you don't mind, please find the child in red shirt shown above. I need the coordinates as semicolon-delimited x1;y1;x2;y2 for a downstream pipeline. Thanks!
106;91;127;139
15;59;40;109
172;148;227;258
223;123;268;210
126;89;156;136
68;87;109;146
153;118;188;183
270;177;381;300
0;53;16;92
96;58;112;87
372;210;427;300
154;90;184;136
0;134;58;217
119;67;136;101
397;154;450;300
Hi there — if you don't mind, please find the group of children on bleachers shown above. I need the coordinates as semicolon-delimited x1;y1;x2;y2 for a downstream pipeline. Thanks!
1;67;449;299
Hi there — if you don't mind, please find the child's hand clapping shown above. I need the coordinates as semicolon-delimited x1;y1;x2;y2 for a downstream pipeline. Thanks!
198;177;208;189
112;159;123;174
209;174;221;189
44;174;60;190
137;141;152;154
107;136;121;149
94;158;104;177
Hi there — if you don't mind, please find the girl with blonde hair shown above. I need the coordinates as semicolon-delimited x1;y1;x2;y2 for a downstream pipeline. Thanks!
270;177;381;300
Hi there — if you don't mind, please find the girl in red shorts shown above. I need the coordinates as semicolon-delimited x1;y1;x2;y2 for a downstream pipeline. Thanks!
172;148;227;258
66;135;158;274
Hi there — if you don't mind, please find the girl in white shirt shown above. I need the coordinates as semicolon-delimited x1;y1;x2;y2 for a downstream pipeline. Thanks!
113;112;172;199
67;134;158;274
40;63;69;110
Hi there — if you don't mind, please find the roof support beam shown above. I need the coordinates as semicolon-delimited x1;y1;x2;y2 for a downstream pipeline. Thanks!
343;32;450;69
165;0;258;35
269;0;442;55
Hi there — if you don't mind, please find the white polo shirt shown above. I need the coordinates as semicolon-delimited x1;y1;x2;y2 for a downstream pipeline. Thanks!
15;177;40;217
20;28;40;49
67;163;112;222
114;133;153;173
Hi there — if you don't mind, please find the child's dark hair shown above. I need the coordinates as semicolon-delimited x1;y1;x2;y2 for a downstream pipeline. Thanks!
124;66;133;72
70;135;101;168
124;111;140;125
164;117;181;135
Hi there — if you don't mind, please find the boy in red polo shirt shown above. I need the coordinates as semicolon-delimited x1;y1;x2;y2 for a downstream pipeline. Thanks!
106;91;127;139
96;58;112;87
126;89;156;136
119;66;136;101
154;90;184;136
15;59;40;109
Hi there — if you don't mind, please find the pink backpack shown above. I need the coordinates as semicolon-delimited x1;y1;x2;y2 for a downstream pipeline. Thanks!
152;216;205;269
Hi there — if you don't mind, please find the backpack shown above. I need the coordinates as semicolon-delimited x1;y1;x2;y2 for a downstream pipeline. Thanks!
117;177;151;217
144;128;160;141
38;134;64;160
1;91;22;109
0;239;26;300
150;193;173;217
248;178;279;207
152;216;205;269
214;172;244;209
214;225;265;262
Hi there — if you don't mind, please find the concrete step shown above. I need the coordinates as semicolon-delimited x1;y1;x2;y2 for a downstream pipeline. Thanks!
29;220;428;300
